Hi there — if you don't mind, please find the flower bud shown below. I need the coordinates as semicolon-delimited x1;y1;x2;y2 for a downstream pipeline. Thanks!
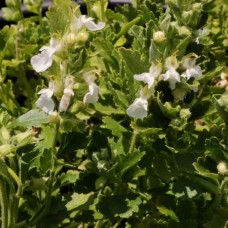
48;111;60;123
0;126;10;143
217;161;228;175
0;144;14;157
179;26;191;36
65;32;78;44
75;31;89;44
153;31;166;43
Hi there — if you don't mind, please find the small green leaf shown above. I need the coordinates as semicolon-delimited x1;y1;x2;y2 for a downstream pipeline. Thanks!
102;116;127;137
66;192;94;211
193;162;219;183
98;194;142;218
60;170;80;188
157;206;179;222
111;149;145;178
30;149;53;175
94;103;125;115
46;0;79;34
149;39;162;62
119;48;148;75
175;35;192;56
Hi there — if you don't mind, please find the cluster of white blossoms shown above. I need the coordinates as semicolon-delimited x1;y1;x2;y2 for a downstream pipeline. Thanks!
127;54;202;119
31;15;105;114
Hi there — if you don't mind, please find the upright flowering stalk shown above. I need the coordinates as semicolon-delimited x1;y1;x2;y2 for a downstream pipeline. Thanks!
163;55;180;90
181;54;202;80
134;63;162;89
127;87;152;119
36;80;61;114
83;73;99;104
31;38;62;73
59;76;75;112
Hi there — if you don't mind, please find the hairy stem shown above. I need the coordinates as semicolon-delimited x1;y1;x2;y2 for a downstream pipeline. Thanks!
7;167;23;227
0;177;8;228
100;0;106;22
129;130;138;154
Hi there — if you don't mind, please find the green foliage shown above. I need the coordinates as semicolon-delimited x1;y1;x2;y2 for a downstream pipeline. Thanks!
0;0;228;227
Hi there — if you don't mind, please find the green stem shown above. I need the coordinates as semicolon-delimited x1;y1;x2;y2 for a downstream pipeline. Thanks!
16;0;23;20
52;123;60;156
128;130;138;154
100;0;105;22
7;167;23;227
114;16;141;42
0;177;8;228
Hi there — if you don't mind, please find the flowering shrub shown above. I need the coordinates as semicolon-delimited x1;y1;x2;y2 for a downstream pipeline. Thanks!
0;0;228;227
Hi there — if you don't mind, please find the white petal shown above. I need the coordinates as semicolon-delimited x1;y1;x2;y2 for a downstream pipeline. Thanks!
59;93;72;112
186;67;202;80
31;49;54;72
64;88;74;96
36;94;55;114
83;83;99;103
134;73;154;89
164;69;180;89
80;16;105;31
37;88;53;99
126;97;148;119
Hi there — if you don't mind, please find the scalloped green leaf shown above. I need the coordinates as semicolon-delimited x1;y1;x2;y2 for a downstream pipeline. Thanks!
119;48;148;75
111;149;145;178
66;192;95;211
102;116;127;137
94;103;125;115
157;206;179;222
98;194;142;218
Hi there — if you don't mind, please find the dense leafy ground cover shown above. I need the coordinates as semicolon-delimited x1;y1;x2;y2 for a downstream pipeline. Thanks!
0;0;228;227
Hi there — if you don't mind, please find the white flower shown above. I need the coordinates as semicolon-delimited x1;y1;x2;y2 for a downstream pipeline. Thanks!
163;56;180;90
83;73;99;104
58;89;74;113
181;55;202;80
31;38;61;72
134;63;162;89
71;15;105;32
127;88;152;119
195;27;209;44
59;76;75;112
35;81;56;114
127;97;148;119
